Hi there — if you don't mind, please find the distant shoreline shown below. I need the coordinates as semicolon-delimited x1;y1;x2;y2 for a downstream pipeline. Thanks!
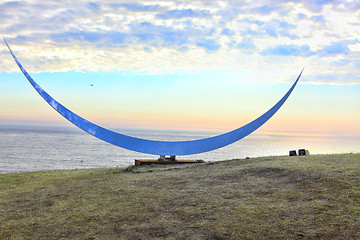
1;152;359;175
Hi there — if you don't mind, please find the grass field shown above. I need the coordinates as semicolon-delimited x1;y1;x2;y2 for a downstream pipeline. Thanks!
1;153;359;239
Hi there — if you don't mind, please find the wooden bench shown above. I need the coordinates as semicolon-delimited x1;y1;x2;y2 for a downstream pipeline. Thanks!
135;159;204;166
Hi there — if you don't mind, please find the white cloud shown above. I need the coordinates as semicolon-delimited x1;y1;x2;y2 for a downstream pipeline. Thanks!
1;0;359;85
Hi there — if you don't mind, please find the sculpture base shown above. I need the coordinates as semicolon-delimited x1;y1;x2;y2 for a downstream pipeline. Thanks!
135;159;204;166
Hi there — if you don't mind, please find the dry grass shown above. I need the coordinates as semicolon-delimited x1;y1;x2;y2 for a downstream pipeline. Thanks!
1;153;359;239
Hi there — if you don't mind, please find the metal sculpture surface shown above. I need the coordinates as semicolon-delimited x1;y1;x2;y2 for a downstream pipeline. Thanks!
4;38;303;156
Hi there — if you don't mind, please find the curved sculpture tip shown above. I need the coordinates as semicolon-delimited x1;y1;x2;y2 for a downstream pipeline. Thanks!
4;38;303;156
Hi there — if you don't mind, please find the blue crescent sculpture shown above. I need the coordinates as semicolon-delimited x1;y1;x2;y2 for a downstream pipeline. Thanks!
4;38;303;156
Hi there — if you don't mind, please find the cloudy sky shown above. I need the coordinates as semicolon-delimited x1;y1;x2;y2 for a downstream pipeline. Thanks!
0;0;359;135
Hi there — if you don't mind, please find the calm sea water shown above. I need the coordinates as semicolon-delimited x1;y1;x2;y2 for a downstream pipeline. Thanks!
0;125;359;174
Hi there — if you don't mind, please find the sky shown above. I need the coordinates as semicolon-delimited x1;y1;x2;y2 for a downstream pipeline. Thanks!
0;0;359;136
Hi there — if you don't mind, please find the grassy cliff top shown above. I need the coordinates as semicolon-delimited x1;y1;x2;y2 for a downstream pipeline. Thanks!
1;153;359;239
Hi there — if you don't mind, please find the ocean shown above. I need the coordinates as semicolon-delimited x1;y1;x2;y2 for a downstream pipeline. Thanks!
0;124;359;174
